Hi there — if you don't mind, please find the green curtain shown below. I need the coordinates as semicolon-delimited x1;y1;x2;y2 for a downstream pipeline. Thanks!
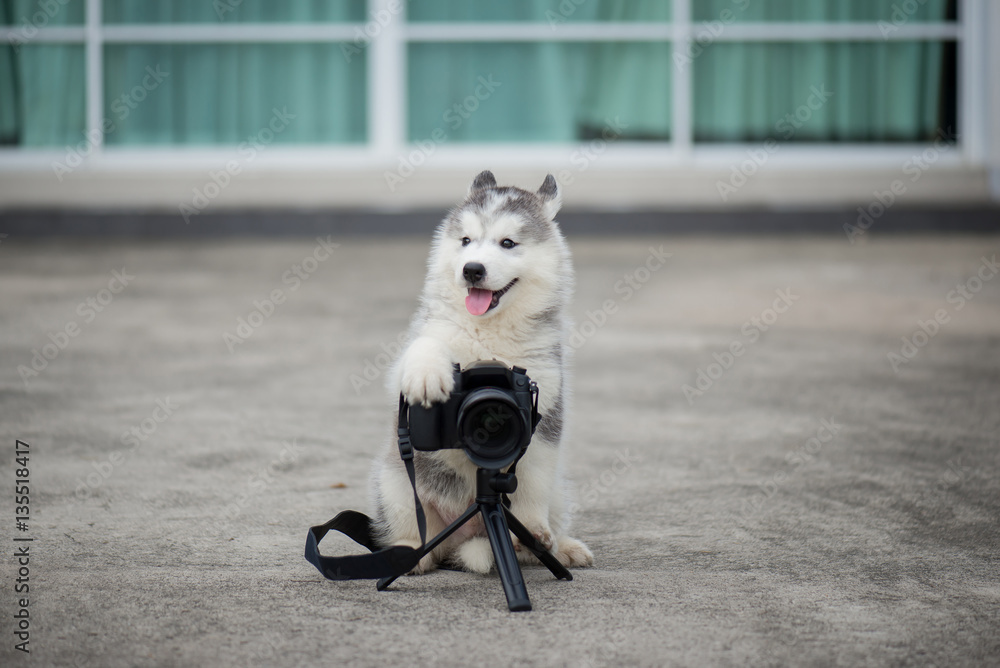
1;0;84;146
693;0;952;22
103;42;365;145
407;41;671;143
102;0;364;24
1;0;366;147
694;40;952;142
104;1;366;145
1;0;83;25
407;0;672;142
0;0;957;147
408;0;670;23
0;44;86;147
408;0;953;143
692;0;954;142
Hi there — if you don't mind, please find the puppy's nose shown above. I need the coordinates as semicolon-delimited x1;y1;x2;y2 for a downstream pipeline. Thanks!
463;262;486;285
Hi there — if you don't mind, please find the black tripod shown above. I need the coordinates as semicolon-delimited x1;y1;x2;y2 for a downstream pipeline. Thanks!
376;467;573;612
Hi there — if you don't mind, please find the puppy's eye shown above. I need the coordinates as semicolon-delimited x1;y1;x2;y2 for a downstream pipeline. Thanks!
461;237;471;246
500;239;517;249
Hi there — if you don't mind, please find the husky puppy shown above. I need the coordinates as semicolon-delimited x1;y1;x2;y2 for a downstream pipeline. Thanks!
370;170;594;575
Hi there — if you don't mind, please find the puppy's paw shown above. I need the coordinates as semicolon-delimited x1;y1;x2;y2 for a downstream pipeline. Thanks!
393;538;437;575
407;552;438;576
455;537;494;575
401;356;455;408
513;524;554;553
555;536;594;568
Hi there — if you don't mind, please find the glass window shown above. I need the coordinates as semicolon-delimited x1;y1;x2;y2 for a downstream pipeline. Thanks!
0;0;965;151
694;40;956;142
2;0;84;26
408;41;671;143
0;44;85;147
102;0;365;24
103;43;366;145
409;0;670;23
693;0;955;23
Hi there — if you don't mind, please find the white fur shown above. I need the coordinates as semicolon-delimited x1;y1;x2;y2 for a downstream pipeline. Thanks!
369;172;593;574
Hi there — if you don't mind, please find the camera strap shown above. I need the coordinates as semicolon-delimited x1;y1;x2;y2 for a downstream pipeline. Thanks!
305;379;541;578
303;395;427;580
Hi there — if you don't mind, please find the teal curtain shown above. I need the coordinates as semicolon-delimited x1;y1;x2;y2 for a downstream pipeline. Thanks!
408;0;670;22
407;0;672;142
1;0;84;146
1;0;366;147
2;0;83;25
103;1;366;145
691;0;954;142
694;41;952;142
408;41;671;143
102;0;365;23
693;0;952;22
0;44;85;146
0;0;957;147
104;43;366;145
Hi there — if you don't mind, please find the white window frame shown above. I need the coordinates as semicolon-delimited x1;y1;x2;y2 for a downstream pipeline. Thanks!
0;0;985;174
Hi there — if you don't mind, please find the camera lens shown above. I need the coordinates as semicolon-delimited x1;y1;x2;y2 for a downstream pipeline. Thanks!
457;388;525;469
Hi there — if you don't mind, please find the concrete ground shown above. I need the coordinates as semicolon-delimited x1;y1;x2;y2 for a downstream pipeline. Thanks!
1;234;998;667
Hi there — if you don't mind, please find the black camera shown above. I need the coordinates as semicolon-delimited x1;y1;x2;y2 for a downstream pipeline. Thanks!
404;361;540;469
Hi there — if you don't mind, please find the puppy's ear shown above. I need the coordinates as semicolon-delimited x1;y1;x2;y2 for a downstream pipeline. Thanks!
537;174;561;220
469;170;497;195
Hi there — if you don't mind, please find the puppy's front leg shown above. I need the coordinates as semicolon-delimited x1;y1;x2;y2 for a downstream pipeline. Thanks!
374;458;444;574
506;444;559;555
398;332;455;408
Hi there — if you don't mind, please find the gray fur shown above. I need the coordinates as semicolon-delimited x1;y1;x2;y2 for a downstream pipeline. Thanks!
442;210;464;237
470;170;497;191
529;305;561;328
454;185;555;244
536;391;564;443
413;451;468;506
538;173;558;198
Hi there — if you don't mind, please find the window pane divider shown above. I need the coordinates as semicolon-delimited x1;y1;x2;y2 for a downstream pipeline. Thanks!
672;0;692;156
99;23;359;43
403;21;958;44
684;21;960;42
405;22;674;42
368;0;406;157
85;0;103;156
960;0;986;164
6;21;958;46
1;26;85;42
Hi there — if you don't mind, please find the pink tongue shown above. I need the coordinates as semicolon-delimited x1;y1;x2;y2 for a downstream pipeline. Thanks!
466;288;493;315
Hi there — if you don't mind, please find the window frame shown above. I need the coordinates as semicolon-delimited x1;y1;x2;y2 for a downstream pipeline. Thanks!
0;0;983;173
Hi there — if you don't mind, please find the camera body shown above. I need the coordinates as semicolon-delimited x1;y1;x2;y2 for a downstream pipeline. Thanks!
405;361;539;469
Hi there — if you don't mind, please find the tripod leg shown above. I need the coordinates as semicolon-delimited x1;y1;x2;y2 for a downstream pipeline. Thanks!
503;509;573;581
377;501;480;591
480;502;532;612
